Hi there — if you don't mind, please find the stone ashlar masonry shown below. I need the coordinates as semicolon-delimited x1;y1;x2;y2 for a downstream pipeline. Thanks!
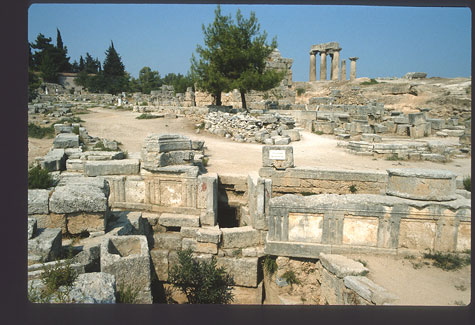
263;156;471;258
28;134;470;304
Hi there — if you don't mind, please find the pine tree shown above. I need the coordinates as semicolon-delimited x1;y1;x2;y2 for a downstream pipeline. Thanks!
191;6;283;110
102;41;128;94
56;28;63;50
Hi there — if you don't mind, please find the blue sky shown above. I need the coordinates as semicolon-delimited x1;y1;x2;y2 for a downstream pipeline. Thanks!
28;4;471;81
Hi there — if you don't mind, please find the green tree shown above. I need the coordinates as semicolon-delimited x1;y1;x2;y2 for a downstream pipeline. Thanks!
168;249;234;304
162;72;194;94
192;6;283;110
137;66;162;94
102;41;128;94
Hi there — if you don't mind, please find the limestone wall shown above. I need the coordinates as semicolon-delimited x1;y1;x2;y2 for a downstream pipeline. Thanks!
259;167;388;196
265;193;471;257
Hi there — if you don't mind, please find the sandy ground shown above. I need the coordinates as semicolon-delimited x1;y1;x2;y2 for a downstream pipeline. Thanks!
28;107;471;178
27;107;471;306
345;253;471;306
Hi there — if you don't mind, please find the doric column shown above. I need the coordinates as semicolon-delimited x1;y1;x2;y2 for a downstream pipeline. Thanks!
320;52;327;80
349;57;359;81
329;53;334;80
331;49;340;80
341;60;346;81
309;51;317;81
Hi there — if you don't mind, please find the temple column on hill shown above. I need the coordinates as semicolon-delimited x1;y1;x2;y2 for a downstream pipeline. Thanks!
349;57;359;80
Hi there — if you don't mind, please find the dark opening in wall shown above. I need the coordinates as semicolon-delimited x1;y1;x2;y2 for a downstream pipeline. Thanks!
218;201;240;228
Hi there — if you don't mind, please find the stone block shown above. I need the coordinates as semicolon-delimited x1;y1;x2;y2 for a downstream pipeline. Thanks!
409;124;425;139
41;149;67;171
398;219;436;250
180;227;200;238
319;253;369;278
393;116;409;124
100;235;152;304
408;113;425;126
28;189;50;215
67;272;117;304
153;232;182;250
288;213;324;243
361;134;382;143
221;226;260;248
216;257;259;287
442;129;465;137
66;159;84;172
281;130;300;141
231;282;263;304
196;226;222;244
32;214;67;233
159;213;200;228
28;228;62;262
53;133;79;149
387;168;456;201
396;124;410;136
28;218;37;240
420;153;447;163
342;216;379;247
67;212;107;235
80;151;125;161
182;238;218;255
84;159;140;176
343;276;397;305
49;184;108;214
427;118;445;130
150;249;169;281
142;134;192;153
273;136;291;145
262;145;294;170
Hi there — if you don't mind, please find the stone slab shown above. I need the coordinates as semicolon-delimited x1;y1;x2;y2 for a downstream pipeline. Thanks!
262;145;294;170
28;189;50;215
84;159;140;176
319;253;369;278
220;226;260;248
159;213;200;228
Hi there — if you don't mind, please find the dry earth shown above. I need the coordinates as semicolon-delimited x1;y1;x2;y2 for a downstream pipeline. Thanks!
27;107;472;306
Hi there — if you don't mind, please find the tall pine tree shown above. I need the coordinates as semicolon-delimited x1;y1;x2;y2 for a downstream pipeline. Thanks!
102;41;128;94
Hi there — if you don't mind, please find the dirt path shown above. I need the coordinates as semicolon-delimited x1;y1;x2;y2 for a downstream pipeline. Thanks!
77;107;470;177
345;253;471;306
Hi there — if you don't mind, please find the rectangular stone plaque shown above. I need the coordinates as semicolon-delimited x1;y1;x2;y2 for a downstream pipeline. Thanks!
269;150;286;160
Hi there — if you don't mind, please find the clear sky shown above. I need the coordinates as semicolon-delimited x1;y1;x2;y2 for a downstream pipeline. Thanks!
28;3;471;81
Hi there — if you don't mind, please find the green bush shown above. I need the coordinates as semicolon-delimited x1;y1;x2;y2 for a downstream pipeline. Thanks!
202;157;209;167
281;270;301;286
463;176;471;192
296;88;306;96
168;249;234;304
136;113;159;119
423;251;471;271
72;126;80;135
262;255;277;275
361;78;379;85
116;284;140;304
28;123;55;139
29;254;78;303
349;185;357;193
28;166;52;189
56;116;84;124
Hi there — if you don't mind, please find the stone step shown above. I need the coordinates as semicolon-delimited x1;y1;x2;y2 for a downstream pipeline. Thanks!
158;213;200;228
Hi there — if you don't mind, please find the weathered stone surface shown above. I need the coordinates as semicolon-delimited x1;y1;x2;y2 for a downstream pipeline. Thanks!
68;272;117;304
53;133;79;149
408;113;426;125
427;118;445;130
262;145;294;170
159;213;200;228
84;159;140;176
28;228;62;262
49;184;108;214
100;235;152;304
28;218;37;240
231;282;263;304
221;226;260;248
196;226;222;244
28;189;50;215
41;149;67;171
387;168;456;201
182;238;218;254
153;232;182;250
150;249;169;281
67;213;107;235
80;151;125;161
344;276;397;305
216;257;259;287
319;253;368;278
180;226;200;238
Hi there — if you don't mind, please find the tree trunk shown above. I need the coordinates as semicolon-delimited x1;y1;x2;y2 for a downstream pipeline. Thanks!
240;90;248;112
215;92;222;106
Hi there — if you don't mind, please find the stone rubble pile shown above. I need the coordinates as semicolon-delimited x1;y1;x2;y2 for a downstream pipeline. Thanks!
204;111;300;144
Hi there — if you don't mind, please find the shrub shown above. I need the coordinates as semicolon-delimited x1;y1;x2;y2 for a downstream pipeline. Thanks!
116;284;140;304
296;88;306;96
28;166;52;189
136;113;159;119
281;270;301;286
423;251;471;271
28;123;55;139
463;176;471;192
202;157;209;167
56;116;84;124
29;254;78;303
385;153;405;161
195;122;205;130
262;255;277;275
168;249;234;304
313;130;324;135
349;185;357;193
72;126;80;135
361;78;378;85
